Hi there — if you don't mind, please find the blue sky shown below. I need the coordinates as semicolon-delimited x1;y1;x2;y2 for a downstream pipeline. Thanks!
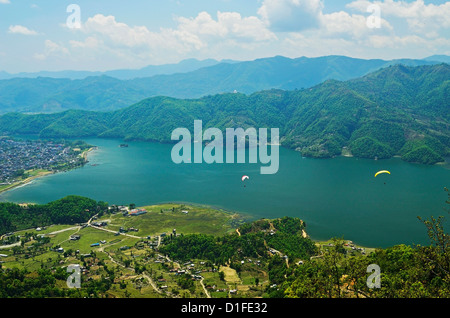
0;0;449;73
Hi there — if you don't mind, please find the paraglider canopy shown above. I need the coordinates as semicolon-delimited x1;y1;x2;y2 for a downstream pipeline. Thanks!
241;175;249;182
374;170;390;177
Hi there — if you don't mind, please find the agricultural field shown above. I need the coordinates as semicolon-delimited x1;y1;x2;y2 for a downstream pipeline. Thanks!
0;203;272;298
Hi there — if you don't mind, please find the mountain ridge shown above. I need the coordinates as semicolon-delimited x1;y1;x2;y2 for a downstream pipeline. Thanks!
0;55;444;114
1;63;448;165
0;58;232;80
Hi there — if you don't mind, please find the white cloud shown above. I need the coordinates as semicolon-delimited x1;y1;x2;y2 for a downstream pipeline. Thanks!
217;11;277;41
65;12;276;65
83;14;158;48
80;14;197;58
347;0;450;36
320;11;393;39
0;0;10;4
176;11;276;42
70;36;101;49
34;40;69;60
348;0;449;19
20;2;450;72
176;11;228;38
82;12;276;48
274;29;448;61
368;34;423;48
8;25;39;35
367;34;450;51
267;0;450;61
258;0;324;32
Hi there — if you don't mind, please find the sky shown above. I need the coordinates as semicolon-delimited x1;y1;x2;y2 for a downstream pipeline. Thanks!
0;0;449;73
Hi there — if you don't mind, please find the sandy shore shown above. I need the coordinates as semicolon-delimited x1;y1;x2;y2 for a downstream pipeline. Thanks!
0;170;53;195
81;146;96;161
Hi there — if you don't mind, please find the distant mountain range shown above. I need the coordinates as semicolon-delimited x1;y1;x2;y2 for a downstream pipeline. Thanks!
1;63;448;164
0;55;448;114
2;54;449;80
423;55;450;64
0;58;237;80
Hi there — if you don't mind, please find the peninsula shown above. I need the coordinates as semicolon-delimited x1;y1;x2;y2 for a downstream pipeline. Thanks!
0;138;94;194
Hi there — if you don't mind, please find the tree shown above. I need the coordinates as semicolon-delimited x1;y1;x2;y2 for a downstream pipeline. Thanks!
415;187;450;289
320;238;346;298
123;259;132;268
341;256;370;298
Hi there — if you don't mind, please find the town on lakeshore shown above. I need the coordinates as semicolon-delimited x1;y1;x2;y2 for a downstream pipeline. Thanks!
0;137;93;191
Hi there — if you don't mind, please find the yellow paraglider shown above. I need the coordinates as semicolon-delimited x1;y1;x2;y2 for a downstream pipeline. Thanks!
374;170;390;177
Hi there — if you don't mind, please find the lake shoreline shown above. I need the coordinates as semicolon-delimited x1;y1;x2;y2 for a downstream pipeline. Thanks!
135;200;384;250
0;146;96;196
1;138;447;249
0;170;54;196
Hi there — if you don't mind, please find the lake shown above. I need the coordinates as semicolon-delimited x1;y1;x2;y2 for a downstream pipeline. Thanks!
1;138;449;248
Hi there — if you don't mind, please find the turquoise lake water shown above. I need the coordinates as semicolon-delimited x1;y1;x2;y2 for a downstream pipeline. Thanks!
1;138;449;248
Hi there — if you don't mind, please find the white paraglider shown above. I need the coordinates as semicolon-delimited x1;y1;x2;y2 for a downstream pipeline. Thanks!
242;175;249;187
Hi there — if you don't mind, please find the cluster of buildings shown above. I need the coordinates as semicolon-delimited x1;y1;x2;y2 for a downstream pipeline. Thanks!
0;138;81;183
128;209;147;216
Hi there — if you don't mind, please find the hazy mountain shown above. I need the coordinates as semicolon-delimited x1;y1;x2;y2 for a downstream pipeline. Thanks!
0;58;230;80
0;55;444;114
424;55;450;64
0;70;102;81
103;58;234;79
1;64;448;164
128;55;439;97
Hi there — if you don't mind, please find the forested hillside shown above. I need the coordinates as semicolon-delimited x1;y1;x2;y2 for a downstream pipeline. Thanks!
0;64;448;164
0;195;108;234
0;55;439;114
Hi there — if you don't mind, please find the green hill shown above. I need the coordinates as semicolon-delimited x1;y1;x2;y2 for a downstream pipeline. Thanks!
0;55;440;114
0;64;448;164
0;195;108;234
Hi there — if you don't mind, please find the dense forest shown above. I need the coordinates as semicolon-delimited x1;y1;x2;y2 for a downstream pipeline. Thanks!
0;64;448;165
0;267;112;298
0;195;108;234
160;216;318;266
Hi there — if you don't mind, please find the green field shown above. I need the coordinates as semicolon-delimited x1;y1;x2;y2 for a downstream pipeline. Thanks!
0;201;388;299
0;202;260;298
105;203;242;237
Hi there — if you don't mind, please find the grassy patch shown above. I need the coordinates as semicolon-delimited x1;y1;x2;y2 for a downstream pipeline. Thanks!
103;203;239;238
